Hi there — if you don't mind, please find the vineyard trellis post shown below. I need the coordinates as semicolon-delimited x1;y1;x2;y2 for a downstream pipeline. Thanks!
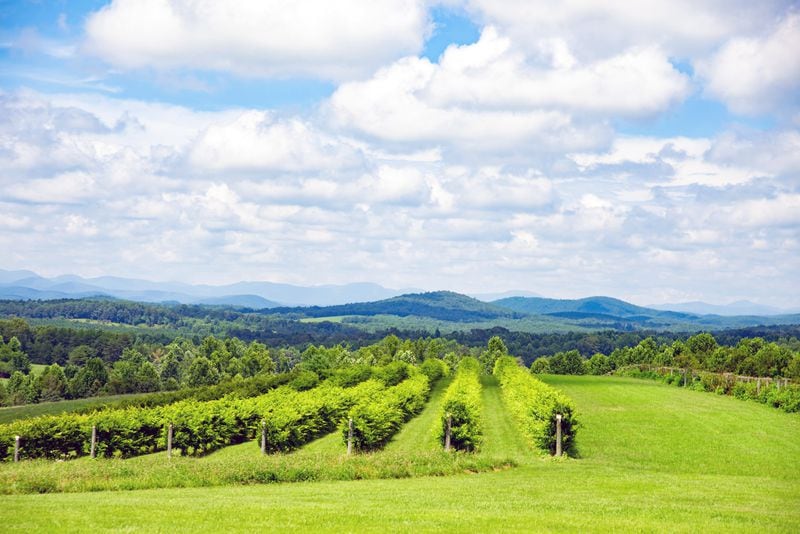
261;420;267;455
90;425;97;459
555;414;562;457
167;423;173;459
14;435;20;462
347;417;354;456
445;414;452;452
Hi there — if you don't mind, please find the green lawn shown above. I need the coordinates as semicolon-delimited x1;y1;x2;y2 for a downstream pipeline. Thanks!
1;375;798;532
384;375;451;453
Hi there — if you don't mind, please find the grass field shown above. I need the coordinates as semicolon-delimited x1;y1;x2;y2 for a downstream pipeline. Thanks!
1;375;798;532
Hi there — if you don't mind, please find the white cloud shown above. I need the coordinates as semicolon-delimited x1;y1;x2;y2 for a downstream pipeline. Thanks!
84;0;430;80
707;129;800;176
188;111;362;173
718;194;800;228
466;0;792;60
423;28;689;117
698;13;800;115
2;87;798;307
6;171;97;204
327;27;687;152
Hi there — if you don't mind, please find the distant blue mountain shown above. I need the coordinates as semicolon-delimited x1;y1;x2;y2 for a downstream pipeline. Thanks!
491;295;696;320
0;268;403;307
648;300;794;317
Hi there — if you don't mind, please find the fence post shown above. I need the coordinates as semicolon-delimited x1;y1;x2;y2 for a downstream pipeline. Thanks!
757;378;761;395
555;414;563;457
14;435;20;462
347;417;354;456
90;425;97;459
261;420;267;455
167;423;173;459
683;369;687;387
445;414;452;452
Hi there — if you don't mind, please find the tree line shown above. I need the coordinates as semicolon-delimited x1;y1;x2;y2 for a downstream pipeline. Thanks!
531;332;800;379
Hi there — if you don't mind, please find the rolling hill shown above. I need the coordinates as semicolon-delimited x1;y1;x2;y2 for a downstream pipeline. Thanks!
491;295;692;319
269;291;525;322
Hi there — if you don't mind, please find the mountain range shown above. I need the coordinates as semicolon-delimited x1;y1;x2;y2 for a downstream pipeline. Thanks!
0;270;797;328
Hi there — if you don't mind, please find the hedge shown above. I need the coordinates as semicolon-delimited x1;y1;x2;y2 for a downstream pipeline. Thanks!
342;369;430;452
494;356;579;455
438;357;483;451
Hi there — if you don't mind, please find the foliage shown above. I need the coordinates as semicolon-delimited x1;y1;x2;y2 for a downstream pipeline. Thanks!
438;357;482;451
494;356;579;455
418;358;448;383
342;371;430;452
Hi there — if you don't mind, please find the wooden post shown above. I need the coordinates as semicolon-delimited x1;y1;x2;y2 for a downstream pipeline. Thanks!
444;414;452;452
261;420;267;455
347;417;354;456
14;435;20;462
555;414;563;457
167;423;173;459
683;369;687;387
90;425;97;459
757;378;761;395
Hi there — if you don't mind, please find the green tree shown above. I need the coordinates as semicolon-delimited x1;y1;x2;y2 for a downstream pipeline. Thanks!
0;336;31;374
584;353;612;375
481;335;508;373
549;350;585;375
67;345;96;367
6;371;28;405
39;364;68;402
186;356;220;387
530;357;551;374
159;352;181;387
69;357;108;398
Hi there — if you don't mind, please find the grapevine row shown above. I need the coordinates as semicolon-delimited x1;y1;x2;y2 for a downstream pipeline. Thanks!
493;356;579;455
438;357;483;451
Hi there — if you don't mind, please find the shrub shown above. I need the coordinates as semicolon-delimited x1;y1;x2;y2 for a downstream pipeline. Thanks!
372;362;410;387
438;357;482;451
494;356;579;455
342;371;430;451
6;414;88;460
419;358;448;383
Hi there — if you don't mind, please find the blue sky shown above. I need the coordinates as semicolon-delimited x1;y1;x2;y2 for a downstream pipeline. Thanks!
0;0;799;307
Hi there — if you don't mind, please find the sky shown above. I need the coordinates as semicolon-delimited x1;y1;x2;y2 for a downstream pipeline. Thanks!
0;0;799;307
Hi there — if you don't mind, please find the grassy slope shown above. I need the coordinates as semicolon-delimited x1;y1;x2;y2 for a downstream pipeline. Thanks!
2;376;799;532
479;374;530;459
384;375;451;453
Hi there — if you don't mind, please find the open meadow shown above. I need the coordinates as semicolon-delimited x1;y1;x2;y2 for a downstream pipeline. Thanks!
1;375;798;532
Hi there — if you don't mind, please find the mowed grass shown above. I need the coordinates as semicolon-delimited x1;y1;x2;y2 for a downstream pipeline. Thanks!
384;375;451;453
1;375;799;532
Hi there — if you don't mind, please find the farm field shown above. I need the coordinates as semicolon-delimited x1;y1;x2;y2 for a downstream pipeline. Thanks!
1;375;798;532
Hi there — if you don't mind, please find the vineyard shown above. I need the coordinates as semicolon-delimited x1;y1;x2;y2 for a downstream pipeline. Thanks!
0;357;570;467
1;357;798;532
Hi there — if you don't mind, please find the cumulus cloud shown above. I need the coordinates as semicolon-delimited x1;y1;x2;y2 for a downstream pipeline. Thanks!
327;27;688;154
2;83;798;306
466;0;792;60
698;13;800;114
188;111;363;173
83;0;430;80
